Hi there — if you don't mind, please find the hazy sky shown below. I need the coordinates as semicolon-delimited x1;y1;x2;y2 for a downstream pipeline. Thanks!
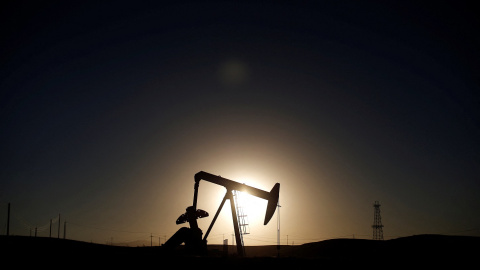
1;1;479;245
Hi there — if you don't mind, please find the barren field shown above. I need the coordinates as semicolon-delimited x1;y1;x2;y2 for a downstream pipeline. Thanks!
2;234;478;268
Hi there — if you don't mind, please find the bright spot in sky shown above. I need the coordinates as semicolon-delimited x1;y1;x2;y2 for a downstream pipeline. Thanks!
218;59;249;86
236;191;268;227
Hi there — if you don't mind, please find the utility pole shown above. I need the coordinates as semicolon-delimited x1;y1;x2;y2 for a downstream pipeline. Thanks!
63;220;66;239
57;214;61;239
150;233;153;247
6;203;10;236
277;202;281;257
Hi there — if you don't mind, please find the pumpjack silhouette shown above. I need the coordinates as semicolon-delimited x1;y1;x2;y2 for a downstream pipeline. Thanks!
164;171;280;256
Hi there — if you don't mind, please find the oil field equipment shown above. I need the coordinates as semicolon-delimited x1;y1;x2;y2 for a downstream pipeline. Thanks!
164;171;280;256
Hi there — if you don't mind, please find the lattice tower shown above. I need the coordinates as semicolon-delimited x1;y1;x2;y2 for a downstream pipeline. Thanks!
372;201;384;240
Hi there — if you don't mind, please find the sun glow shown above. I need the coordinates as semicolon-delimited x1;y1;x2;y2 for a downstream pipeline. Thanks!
192;173;278;245
199;178;270;228
236;191;268;227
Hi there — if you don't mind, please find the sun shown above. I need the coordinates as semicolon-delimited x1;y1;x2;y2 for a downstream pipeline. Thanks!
229;175;279;229
235;190;268;227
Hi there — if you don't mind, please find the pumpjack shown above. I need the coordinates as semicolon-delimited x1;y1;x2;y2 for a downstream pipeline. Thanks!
164;171;280;256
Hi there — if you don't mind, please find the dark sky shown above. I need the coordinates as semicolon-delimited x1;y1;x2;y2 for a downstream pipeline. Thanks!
1;1;479;244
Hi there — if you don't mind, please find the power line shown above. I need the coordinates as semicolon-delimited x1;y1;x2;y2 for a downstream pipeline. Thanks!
66;221;173;244
67;221;160;235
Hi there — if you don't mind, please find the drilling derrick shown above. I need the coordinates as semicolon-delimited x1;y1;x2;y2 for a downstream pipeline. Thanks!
233;190;249;255
372;201;384;240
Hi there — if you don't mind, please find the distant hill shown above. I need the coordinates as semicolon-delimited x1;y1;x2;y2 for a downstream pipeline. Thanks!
241;234;479;261
2;234;478;267
281;234;480;261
